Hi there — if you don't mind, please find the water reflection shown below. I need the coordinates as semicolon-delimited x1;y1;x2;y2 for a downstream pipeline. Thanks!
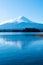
0;34;43;65
0;35;42;49
0;38;22;49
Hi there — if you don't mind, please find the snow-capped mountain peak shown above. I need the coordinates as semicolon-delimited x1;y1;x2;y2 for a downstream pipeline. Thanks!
0;16;32;25
0;16;43;30
16;16;31;23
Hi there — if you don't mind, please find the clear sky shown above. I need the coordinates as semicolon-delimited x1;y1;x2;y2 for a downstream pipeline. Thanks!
0;0;43;23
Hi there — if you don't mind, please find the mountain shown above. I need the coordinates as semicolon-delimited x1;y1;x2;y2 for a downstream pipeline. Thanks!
0;16;43;30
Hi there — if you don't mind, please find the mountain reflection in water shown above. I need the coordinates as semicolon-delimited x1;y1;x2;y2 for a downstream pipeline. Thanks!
0;33;43;65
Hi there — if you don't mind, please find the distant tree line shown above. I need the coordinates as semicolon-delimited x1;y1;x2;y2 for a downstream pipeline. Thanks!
0;28;41;32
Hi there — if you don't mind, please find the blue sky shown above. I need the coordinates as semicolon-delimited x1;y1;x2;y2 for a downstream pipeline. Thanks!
0;0;43;23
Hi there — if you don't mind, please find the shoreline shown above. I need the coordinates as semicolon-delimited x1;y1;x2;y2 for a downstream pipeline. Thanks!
0;32;43;37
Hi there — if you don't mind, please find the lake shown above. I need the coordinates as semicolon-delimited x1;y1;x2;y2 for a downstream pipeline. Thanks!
0;32;43;65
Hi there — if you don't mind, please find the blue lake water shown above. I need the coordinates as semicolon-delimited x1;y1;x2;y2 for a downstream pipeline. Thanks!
0;32;43;65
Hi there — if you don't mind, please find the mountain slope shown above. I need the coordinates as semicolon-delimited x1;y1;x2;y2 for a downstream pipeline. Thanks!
0;16;43;30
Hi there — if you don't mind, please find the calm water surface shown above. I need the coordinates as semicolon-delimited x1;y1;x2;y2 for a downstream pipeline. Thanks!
0;32;43;65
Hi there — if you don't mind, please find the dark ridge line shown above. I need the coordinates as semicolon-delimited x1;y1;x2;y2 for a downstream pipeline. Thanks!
0;28;42;32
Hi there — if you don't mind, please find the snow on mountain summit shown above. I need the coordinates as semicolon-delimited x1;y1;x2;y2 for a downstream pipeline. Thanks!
0;16;43;25
0;16;43;29
16;16;31;23
0;16;32;25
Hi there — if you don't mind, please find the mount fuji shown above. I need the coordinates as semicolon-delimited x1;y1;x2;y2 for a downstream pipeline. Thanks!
0;16;43;30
